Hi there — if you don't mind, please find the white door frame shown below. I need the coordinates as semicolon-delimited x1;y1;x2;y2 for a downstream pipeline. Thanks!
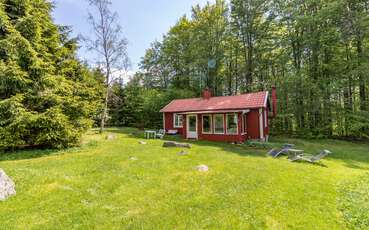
187;115;198;139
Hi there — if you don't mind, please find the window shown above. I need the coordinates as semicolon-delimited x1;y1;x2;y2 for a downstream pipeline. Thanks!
243;114;247;133
173;114;183;128
241;114;247;134
226;113;238;134
202;115;212;134
264;110;268;127
214;114;224;134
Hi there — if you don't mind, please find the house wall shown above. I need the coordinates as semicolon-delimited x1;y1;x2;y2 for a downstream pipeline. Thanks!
164;112;184;135
164;108;270;142
246;109;260;139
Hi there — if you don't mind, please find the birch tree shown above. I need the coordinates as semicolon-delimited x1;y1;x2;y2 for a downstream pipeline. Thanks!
83;0;129;133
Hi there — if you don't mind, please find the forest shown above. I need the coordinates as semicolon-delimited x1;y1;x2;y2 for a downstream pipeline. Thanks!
113;0;369;140
0;0;369;150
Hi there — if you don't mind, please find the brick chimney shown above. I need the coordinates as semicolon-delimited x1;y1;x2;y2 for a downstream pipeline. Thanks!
272;86;277;118
202;88;212;100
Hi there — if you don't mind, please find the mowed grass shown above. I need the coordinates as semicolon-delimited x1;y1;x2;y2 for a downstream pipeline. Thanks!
0;128;368;229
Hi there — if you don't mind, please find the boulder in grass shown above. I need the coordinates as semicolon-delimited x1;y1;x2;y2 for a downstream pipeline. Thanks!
196;165;209;172
129;156;138;161
0;169;16;201
106;134;116;140
177;150;189;156
163;141;191;148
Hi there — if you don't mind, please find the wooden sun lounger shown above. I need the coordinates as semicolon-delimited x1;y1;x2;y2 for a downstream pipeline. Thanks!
289;150;331;163
268;144;294;158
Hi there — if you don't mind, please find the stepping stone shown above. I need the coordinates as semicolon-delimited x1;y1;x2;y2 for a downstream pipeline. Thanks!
196;165;209;172
163;141;191;148
106;134;116;140
177;150;188;156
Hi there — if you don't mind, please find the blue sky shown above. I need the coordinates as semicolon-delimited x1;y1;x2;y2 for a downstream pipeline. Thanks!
52;0;214;72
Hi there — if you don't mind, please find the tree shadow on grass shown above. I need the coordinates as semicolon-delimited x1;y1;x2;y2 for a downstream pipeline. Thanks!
108;128;269;158
110;128;369;168
341;160;369;171
0;140;98;162
288;160;328;168
0;148;61;162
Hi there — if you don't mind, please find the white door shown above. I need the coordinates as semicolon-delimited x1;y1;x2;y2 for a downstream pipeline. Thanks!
187;115;198;139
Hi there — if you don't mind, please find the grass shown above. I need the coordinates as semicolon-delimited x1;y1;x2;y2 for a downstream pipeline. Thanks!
0;128;368;229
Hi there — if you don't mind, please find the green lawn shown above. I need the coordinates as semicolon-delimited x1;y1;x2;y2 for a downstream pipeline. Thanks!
0;128;368;229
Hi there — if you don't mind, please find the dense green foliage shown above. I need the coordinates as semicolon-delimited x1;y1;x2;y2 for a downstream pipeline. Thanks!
0;128;368;228
137;0;369;139
108;77;195;128
0;0;103;149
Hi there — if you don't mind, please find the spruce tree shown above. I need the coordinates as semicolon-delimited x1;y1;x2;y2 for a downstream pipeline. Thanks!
0;0;103;149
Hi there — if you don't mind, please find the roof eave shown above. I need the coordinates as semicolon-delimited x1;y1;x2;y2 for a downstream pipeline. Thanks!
161;106;265;113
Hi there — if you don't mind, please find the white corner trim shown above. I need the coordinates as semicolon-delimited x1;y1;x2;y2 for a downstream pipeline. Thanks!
163;113;165;129
259;108;264;139
264;91;269;108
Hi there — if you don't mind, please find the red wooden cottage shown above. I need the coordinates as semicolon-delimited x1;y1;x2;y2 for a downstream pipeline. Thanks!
160;87;277;143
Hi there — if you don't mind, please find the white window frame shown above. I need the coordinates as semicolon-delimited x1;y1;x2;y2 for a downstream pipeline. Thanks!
242;114;248;134
202;114;212;134
226;113;238;135
241;114;245;134
173;113;183;128
213;114;225;134
264;109;268;128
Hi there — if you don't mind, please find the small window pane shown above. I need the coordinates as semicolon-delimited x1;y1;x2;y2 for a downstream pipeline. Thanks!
174;114;183;127
214;114;224;133
203;115;212;133
227;114;238;134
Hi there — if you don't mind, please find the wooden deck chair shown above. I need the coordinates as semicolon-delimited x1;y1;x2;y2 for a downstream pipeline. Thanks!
289;150;331;163
156;129;165;139
267;144;294;158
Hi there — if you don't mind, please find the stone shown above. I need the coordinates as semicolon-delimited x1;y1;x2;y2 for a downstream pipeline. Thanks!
196;165;209;172
129;156;138;161
139;141;147;145
177;150;188;156
106;134;116;140
0;169;16;201
163;141;191;148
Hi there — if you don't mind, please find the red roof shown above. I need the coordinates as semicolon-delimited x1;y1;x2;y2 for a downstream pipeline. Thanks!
160;91;268;113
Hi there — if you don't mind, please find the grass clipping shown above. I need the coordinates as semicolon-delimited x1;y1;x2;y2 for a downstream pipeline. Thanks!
338;173;369;229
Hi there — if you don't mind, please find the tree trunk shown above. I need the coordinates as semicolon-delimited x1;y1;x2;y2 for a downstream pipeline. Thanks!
100;86;109;133
357;38;366;110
